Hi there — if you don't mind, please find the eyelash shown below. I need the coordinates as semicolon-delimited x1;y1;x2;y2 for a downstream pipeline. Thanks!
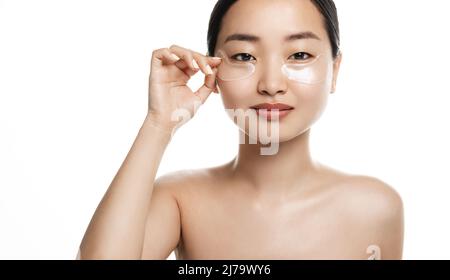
231;52;313;62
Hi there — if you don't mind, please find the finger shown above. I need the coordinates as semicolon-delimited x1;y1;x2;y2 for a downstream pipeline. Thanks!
192;54;213;76
193;54;222;75
169;47;200;77
169;45;199;72
151;48;180;68
206;56;223;67
169;45;222;77
150;48;197;82
194;68;218;104
204;67;219;94
206;57;222;93
205;67;218;90
174;59;200;77
194;83;213;105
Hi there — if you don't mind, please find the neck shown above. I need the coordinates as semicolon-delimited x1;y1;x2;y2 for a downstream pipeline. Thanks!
228;128;319;194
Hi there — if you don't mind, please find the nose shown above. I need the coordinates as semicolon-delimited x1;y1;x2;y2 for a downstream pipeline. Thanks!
257;58;288;96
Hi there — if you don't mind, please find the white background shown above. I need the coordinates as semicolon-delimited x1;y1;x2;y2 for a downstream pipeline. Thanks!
1;0;449;260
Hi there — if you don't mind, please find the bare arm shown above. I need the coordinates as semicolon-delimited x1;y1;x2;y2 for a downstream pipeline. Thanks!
78;116;173;259
77;46;221;259
140;173;182;259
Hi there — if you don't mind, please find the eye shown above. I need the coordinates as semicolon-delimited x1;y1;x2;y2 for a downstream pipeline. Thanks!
289;52;313;61
231;53;255;62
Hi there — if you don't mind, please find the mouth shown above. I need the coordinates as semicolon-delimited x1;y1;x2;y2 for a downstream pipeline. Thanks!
250;103;295;121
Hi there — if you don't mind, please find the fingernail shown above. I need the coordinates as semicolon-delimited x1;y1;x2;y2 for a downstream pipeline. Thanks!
211;57;222;61
171;54;180;61
205;65;213;75
192;59;199;69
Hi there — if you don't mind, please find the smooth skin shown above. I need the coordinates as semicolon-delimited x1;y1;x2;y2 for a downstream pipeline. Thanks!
79;0;404;260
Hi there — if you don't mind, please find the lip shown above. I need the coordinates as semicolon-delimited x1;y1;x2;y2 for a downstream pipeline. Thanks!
251;103;294;110
250;103;294;121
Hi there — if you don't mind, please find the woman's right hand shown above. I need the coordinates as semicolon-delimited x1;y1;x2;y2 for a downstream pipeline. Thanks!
146;45;222;134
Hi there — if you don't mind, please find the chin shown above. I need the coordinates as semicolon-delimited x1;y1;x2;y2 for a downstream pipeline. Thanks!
237;120;309;144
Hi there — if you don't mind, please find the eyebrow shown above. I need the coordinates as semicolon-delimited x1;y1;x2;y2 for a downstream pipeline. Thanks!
224;31;321;44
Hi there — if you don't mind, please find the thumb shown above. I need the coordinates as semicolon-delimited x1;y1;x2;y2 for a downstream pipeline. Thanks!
194;69;217;104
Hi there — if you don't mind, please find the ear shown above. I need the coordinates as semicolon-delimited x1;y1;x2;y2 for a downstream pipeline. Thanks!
331;52;343;94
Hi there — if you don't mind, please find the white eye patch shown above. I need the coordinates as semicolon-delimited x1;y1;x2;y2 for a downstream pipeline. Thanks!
216;49;332;84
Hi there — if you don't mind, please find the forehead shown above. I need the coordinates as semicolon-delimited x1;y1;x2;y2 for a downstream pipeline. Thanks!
217;0;327;47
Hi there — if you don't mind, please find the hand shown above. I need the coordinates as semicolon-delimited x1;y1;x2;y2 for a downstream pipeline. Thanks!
146;44;222;134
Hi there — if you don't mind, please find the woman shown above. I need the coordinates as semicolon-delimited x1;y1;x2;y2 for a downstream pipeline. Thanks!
78;0;404;260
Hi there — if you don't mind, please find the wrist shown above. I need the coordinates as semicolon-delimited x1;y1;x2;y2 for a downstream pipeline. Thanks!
143;113;178;137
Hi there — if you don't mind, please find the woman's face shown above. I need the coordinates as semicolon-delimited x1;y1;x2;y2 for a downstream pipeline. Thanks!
215;0;342;143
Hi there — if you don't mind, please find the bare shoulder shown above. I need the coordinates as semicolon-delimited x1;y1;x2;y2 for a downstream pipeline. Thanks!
335;174;404;222
323;167;404;259
317;164;403;216
154;169;202;188
153;165;224;195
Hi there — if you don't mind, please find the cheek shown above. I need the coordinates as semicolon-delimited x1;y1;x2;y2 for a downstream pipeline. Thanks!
291;82;330;126
218;79;255;109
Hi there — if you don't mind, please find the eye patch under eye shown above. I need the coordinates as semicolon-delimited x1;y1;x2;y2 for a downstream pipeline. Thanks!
215;49;331;84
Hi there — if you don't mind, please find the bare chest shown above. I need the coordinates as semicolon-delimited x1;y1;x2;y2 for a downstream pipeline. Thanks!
174;187;368;259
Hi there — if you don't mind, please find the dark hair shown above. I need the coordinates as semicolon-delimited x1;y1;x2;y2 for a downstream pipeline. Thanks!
207;0;340;59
